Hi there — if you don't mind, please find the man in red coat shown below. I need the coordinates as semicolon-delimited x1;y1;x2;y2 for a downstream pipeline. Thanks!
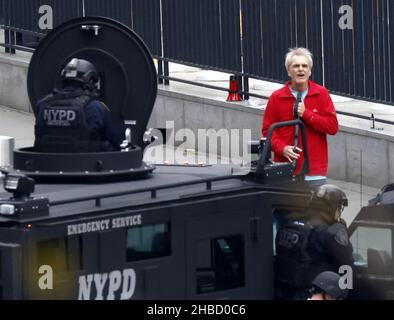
262;47;338;188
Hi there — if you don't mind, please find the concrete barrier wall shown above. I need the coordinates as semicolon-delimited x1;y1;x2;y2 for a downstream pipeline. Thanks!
328;129;394;188
0;53;31;113
148;90;262;165
1;52;393;188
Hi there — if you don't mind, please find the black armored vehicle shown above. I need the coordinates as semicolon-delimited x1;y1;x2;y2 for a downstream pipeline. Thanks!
0;17;393;300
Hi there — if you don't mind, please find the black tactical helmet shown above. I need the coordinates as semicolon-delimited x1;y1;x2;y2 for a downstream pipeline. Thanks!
60;58;99;91
311;271;348;300
310;184;348;214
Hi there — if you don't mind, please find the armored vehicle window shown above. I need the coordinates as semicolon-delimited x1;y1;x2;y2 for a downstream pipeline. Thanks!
126;222;171;262
350;226;392;269
37;235;83;273
196;235;245;294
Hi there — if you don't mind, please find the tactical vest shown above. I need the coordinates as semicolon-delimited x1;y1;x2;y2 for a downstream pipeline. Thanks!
35;90;111;153
275;218;331;289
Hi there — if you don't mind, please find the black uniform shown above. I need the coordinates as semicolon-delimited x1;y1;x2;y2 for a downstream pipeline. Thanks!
35;87;125;153
275;212;353;299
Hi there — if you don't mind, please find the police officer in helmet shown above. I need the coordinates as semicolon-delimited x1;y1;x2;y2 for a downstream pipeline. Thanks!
275;184;354;299
35;58;125;152
309;271;348;300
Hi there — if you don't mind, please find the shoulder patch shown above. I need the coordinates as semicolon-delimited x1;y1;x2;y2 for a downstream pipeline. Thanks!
334;228;349;246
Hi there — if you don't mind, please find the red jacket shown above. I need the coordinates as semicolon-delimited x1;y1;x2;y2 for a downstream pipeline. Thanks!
262;80;338;176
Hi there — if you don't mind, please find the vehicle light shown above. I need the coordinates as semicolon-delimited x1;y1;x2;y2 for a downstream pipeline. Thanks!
0;204;15;215
27;224;32;229
3;173;35;199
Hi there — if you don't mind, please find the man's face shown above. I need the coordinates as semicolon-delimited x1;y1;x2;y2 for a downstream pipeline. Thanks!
287;55;311;86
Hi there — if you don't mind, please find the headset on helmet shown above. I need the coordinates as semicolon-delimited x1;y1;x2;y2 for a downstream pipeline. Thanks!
310;184;348;214
311;271;348;300
60;58;99;91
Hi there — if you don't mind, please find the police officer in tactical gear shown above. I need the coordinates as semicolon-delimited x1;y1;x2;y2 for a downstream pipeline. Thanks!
274;184;354;300
309;271;348;300
34;58;125;152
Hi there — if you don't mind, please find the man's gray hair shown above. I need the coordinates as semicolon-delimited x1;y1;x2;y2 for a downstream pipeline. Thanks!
285;47;313;70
